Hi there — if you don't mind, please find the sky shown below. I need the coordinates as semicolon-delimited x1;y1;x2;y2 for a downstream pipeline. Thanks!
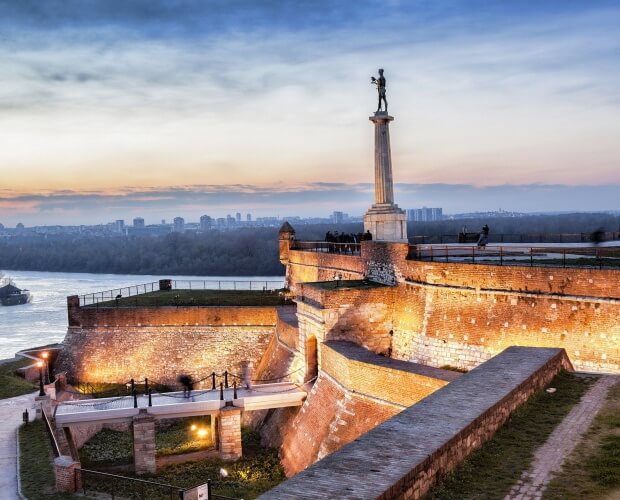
0;0;619;225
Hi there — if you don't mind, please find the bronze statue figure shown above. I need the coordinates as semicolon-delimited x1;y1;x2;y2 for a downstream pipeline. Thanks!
371;68;388;113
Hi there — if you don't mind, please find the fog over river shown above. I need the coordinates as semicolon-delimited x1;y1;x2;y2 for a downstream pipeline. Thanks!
0;270;284;359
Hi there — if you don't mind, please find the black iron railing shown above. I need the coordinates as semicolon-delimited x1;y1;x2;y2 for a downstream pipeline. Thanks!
78;469;184;499
409;231;620;245
408;244;620;269
291;241;361;255
78;279;285;306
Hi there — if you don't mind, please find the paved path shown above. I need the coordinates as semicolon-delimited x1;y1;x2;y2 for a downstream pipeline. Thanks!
0;392;36;500
506;375;618;500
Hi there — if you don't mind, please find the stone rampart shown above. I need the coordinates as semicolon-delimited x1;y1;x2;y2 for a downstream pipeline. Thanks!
57;325;274;384
278;340;459;476
287;250;364;291
68;304;277;328
321;341;459;407
286;242;619;373
263;346;573;499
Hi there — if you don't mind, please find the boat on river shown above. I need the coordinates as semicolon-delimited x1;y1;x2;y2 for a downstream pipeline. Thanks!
0;279;31;306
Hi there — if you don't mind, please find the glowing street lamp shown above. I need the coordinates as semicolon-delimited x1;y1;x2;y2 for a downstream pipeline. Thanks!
190;424;197;431
197;428;208;439
37;360;45;396
41;351;50;383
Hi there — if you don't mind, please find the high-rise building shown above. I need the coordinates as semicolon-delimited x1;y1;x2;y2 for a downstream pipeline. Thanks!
226;214;236;226
332;211;344;224
114;220;125;233
236;212;241;223
246;213;252;222
133;217;145;228
173;217;185;233
200;214;213;231
407;207;443;222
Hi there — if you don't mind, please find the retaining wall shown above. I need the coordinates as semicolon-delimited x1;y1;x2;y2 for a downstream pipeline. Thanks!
263;346;573;499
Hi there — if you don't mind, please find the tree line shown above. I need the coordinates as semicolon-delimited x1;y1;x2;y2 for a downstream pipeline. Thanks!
0;213;617;276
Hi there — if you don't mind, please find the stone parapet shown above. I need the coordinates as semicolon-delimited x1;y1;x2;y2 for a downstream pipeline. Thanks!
263;347;573;499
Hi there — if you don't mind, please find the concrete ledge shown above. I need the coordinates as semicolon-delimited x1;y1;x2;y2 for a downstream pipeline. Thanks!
262;346;572;499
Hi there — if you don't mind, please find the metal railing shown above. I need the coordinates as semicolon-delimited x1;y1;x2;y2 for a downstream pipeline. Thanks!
79;281;159;306
42;409;61;457
408;245;620;269
78;279;285;306
78;469;184;499
409;231;620;245
291;241;361;255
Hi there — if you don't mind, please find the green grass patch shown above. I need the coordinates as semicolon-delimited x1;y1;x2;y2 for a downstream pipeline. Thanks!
544;380;620;499
88;289;289;307
424;371;596;500
306;279;387;290
137;429;284;499
81;428;283;499
80;417;215;467
19;420;74;499
0;358;37;399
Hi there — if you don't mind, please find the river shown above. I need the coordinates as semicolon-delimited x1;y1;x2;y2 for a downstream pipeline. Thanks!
0;270;284;359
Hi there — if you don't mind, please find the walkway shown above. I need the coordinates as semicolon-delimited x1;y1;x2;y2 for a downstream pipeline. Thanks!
0;392;35;500
506;375;618;500
56;382;307;425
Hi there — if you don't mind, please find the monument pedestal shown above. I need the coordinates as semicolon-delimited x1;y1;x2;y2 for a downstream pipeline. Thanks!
364;205;407;242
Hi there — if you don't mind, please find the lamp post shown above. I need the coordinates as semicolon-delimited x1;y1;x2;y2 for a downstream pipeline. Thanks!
41;351;50;384
37;361;45;396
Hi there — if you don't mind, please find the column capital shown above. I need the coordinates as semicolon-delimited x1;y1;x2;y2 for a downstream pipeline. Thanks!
369;112;394;123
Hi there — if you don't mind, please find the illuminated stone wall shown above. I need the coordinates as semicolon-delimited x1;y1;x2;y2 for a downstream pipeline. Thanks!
57;324;275;384
284;242;619;373
278;341;458;476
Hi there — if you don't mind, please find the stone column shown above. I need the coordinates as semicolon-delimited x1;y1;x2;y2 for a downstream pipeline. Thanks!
54;455;81;493
133;410;156;474
218;406;242;460
371;113;395;205
364;113;407;242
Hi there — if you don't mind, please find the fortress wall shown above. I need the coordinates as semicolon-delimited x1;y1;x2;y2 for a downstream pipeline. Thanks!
297;285;395;356
68;304;278;328
57;325;274;384
265;348;573;499
279;340;458;477
404;260;620;299
391;275;619;373
287;250;364;291
320;341;459;407
279;373;401;477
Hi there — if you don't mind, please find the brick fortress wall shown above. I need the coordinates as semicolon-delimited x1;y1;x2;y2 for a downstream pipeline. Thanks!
282;240;619;373
57;302;281;384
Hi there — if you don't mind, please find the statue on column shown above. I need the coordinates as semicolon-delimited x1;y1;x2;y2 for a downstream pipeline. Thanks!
371;68;388;113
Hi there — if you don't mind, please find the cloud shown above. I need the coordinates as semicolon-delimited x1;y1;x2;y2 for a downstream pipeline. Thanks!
0;1;619;196
0;182;618;226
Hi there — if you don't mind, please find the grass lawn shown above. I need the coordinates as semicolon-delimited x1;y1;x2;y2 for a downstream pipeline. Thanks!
0;358;37;399
81;428;284;499
80;416;215;467
544;380;620;499
136;429;285;499
307;279;387;290
87;289;289;307
19;420;74;500
424;371;596;500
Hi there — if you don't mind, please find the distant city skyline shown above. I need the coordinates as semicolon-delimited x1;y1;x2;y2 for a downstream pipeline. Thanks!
0;182;618;226
0;1;619;224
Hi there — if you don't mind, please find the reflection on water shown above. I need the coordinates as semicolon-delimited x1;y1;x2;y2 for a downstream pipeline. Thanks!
0;270;284;359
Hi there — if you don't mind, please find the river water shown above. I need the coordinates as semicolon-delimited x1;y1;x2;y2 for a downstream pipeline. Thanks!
0;270;284;359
